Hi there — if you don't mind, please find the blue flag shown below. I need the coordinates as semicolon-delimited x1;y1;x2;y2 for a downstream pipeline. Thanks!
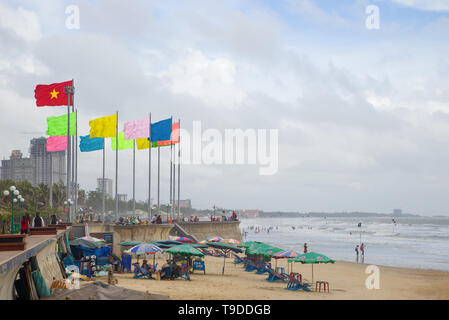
80;134;104;152
149;118;172;142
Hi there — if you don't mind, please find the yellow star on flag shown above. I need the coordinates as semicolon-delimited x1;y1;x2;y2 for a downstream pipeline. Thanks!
50;88;59;99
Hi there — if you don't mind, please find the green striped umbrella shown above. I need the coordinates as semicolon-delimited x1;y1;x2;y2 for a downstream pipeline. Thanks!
164;244;205;257
288;252;335;283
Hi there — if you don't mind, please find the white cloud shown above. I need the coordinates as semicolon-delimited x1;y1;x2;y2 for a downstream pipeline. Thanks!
392;0;449;12
157;49;247;109
0;3;41;42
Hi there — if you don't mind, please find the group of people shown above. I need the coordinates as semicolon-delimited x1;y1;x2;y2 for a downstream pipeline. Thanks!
355;243;366;263
150;214;163;224
19;212;51;234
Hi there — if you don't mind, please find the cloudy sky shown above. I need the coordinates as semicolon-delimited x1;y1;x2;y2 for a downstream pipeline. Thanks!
1;0;449;215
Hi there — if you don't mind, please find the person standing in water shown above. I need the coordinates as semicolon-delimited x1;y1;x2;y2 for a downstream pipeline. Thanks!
355;245;359;263
360;243;365;263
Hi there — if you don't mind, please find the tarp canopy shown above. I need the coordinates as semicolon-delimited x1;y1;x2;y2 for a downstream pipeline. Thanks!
70;245;111;260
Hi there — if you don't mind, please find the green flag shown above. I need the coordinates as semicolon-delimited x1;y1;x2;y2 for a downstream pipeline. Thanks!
111;132;134;151
46;112;76;136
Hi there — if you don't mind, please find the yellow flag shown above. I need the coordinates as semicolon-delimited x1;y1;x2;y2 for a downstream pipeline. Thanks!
136;138;159;150
89;114;117;138
136;138;149;150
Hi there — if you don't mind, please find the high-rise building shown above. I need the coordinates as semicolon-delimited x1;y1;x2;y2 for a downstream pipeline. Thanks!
97;178;113;199
0;150;34;182
29;137;66;187
117;194;128;202
1;138;66;187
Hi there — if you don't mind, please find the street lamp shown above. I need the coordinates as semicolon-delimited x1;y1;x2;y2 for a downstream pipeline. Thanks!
64;199;73;223
3;186;21;234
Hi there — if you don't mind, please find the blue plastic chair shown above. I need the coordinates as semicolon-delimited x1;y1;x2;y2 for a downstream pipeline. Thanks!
192;260;206;274
121;254;132;273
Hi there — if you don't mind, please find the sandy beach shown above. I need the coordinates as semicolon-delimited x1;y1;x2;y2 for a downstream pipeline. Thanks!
95;254;449;300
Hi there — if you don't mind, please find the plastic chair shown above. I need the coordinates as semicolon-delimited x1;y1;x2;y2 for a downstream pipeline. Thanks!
192;260;206;274
121;254;132;273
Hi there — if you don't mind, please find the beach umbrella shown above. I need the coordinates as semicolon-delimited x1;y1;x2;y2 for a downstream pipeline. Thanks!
206;236;223;242
206;242;243;275
164;244;205;257
125;243;163;265
174;237;194;243
221;239;240;245
198;240;207;244
237;241;263;248
288;252;335;283
119;241;143;246
273;250;301;271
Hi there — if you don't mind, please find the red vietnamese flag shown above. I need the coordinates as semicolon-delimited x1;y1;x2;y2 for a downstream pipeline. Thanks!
34;80;73;107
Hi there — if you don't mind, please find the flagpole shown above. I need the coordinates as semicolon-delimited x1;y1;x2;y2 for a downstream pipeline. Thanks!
102;142;105;222
169;116;173;222
49;154;53;208
115;111;119;221
173;146;176;221
178;119;181;220
157;146;160;217
74;108;78;220
132;139;136;213
64;81;72;222
148;113;152;216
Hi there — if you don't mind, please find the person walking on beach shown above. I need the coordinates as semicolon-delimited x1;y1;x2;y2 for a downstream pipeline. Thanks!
360;243;365;263
304;243;308;253
355;245;359;263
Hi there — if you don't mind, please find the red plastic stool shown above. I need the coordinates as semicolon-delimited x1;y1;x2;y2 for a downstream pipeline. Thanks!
315;281;329;292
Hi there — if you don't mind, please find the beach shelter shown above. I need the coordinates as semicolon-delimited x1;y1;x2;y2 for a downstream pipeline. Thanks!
69;238;103;249
272;250;300;272
288;252;335;283
164;244;205;257
125;243;163;265
206;242;243;275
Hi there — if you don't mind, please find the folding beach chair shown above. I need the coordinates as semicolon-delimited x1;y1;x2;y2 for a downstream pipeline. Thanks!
285;273;312;291
266;265;287;282
232;253;244;264
133;263;154;279
255;263;270;274
244;260;258;272
175;264;191;281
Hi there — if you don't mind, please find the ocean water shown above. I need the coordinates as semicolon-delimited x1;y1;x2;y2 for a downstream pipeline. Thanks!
240;216;449;272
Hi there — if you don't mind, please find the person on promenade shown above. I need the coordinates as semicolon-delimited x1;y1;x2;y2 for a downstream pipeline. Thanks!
304;243;308;253
355;245;359;263
360;243;365;263
50;214;57;225
20;215;30;234
32;212;45;227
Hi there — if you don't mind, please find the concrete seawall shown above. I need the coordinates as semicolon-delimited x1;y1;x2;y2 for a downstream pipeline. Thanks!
177;221;242;241
73;221;242;255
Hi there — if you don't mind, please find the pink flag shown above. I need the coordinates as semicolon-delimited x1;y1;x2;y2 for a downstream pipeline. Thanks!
46;136;67;152
124;116;149;140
